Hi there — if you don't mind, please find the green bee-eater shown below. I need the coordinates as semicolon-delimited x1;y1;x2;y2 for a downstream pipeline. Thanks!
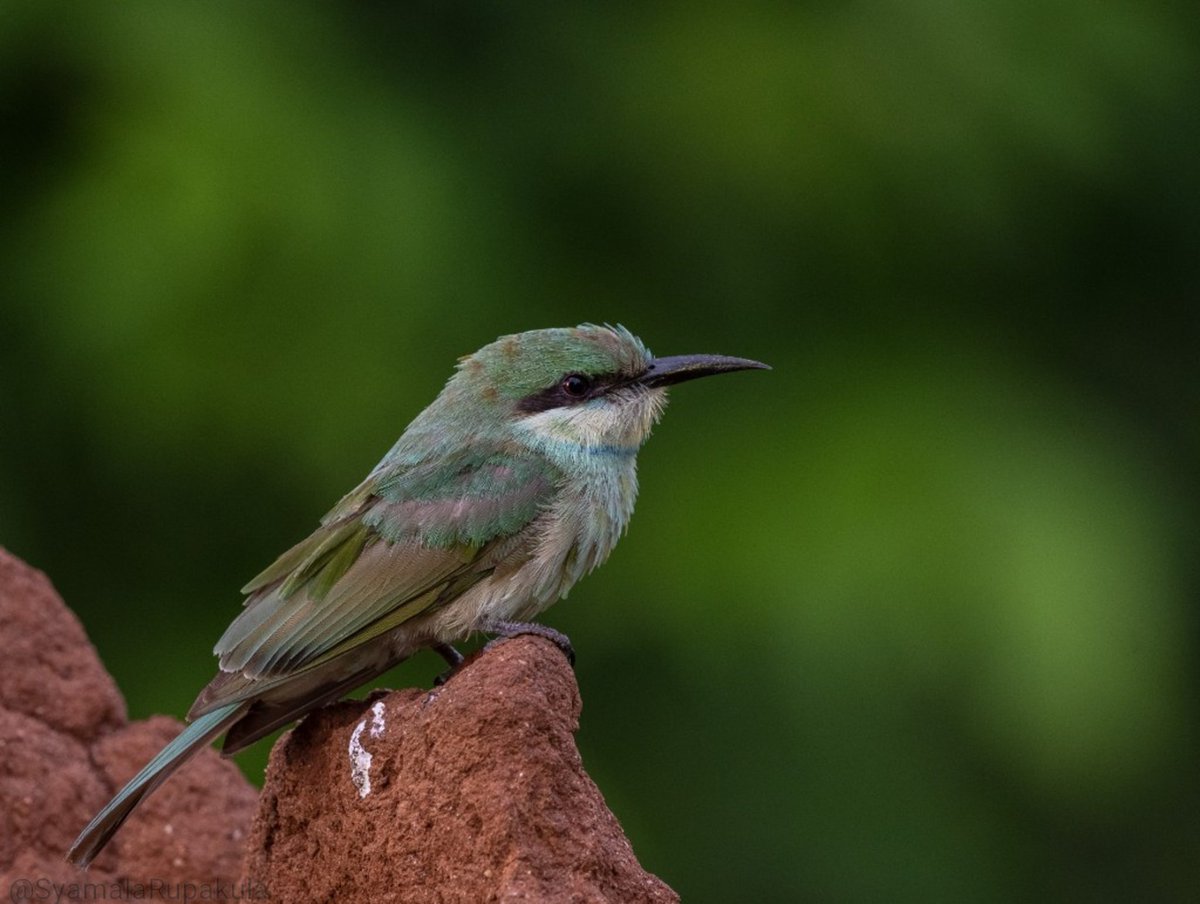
67;323;767;867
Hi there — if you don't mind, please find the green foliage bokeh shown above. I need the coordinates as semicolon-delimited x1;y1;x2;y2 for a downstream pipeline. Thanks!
2;3;1197;901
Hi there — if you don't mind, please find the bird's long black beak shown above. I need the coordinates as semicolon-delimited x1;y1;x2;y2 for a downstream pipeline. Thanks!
639;354;771;388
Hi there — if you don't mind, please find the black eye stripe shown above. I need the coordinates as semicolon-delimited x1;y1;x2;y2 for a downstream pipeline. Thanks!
516;372;630;414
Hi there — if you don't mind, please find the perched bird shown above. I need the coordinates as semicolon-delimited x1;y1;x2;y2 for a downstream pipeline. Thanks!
67;323;767;867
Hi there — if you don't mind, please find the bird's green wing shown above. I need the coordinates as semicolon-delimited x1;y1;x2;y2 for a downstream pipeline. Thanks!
200;445;557;709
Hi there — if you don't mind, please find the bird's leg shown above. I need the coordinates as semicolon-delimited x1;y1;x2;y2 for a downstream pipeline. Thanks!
432;642;465;686
482;620;576;665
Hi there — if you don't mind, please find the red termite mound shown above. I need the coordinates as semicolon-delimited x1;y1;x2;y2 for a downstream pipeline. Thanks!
0;547;677;903
241;634;678;903
0;547;256;896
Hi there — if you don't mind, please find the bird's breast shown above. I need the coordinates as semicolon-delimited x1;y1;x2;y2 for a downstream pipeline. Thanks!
424;457;640;637
547;456;640;580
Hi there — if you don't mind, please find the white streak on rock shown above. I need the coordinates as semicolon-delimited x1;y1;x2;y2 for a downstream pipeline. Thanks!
348;700;388;798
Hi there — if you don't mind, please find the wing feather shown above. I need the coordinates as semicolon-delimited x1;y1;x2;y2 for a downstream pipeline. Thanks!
206;443;558;695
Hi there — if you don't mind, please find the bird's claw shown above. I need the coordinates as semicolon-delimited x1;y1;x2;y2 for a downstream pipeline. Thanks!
483;620;576;666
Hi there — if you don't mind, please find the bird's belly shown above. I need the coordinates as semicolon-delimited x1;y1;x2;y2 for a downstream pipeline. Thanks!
422;488;630;641
422;527;582;638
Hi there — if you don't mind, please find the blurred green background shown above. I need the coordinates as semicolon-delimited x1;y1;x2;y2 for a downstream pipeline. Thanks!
2;2;1198;900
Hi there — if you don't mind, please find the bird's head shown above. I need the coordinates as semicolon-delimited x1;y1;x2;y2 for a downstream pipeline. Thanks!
424;324;768;461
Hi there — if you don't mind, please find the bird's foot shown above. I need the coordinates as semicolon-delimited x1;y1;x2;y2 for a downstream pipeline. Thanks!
432;642;465;686
483;620;576;665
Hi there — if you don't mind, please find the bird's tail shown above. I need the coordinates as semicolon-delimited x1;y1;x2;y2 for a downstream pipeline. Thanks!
66;700;248;869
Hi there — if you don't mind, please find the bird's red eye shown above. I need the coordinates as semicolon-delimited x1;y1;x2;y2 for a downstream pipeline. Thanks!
561;374;591;398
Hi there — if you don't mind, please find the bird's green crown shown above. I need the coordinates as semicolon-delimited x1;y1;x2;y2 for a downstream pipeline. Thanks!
454;323;652;402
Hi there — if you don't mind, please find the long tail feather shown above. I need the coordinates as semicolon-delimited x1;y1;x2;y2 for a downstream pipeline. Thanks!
66;701;248;869
220;665;382;756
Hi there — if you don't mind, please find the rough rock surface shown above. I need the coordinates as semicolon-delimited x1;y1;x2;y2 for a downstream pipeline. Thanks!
0;547;257;897
242;635;679;903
